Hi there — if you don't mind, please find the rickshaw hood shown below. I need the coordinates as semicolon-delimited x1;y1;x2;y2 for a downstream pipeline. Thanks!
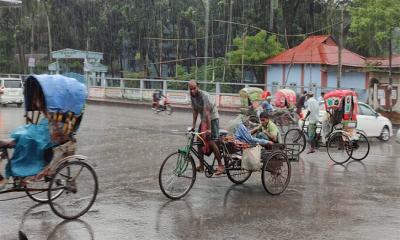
25;74;87;116
324;90;357;109
239;87;263;102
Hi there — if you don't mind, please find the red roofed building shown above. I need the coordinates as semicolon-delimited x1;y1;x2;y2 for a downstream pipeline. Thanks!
264;35;369;100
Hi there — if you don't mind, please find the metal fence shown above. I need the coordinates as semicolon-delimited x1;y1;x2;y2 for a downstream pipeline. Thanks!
86;76;369;108
0;73;370;109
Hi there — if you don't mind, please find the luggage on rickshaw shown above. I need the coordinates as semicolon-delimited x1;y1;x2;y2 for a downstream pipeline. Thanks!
239;87;264;122
0;74;98;220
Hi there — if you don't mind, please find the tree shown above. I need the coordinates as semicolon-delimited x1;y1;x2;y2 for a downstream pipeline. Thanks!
349;0;400;109
226;30;283;82
349;0;400;57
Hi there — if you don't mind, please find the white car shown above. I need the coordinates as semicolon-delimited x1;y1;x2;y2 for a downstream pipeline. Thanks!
0;78;24;107
300;101;392;141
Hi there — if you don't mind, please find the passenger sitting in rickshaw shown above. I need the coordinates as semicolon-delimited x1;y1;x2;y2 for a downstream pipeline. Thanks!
0;76;80;190
260;96;274;113
227;114;272;146
0;88;55;189
250;111;281;143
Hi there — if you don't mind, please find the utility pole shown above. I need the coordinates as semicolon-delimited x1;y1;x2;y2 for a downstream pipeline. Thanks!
241;28;247;83
388;37;393;110
269;0;274;31
337;6;344;89
203;0;210;85
43;0;52;62
222;0;233;82
158;5;163;78
175;22;180;79
194;23;198;81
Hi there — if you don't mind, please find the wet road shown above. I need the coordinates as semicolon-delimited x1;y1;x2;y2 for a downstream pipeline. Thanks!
1;104;400;240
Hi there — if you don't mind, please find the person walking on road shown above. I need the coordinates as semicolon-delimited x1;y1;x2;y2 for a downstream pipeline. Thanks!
188;80;224;175
304;92;319;154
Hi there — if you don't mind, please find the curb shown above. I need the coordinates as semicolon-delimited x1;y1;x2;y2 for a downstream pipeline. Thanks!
87;98;240;114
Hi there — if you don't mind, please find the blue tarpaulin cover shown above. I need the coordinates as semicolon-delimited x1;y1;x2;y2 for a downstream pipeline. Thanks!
5;118;54;177
25;74;87;115
234;123;269;145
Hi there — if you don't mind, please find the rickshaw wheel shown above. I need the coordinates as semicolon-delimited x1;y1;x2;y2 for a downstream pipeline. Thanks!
159;152;196;200
25;176;64;203
284;129;306;155
351;131;370;161
226;152;252;184
261;151;291;195
326;132;353;164
48;160;98;220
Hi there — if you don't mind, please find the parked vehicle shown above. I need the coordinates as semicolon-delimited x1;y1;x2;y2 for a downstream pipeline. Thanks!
0;77;24;107
300;101;392;141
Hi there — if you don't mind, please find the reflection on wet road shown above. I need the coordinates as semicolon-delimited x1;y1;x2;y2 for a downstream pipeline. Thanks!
1;104;400;239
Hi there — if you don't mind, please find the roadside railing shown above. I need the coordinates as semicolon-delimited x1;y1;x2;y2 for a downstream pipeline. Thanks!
0;73;369;109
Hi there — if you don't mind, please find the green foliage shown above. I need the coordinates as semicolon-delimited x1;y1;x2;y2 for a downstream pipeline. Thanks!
226;31;283;65
1;0;398;76
69;60;83;72
349;0;400;56
224;31;283;82
134;52;141;61
124;71;146;79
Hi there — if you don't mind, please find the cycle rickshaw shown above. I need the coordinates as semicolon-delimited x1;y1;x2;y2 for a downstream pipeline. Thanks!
158;128;292;200
239;87;264;122
284;89;370;164
269;89;299;134
0;74;98;220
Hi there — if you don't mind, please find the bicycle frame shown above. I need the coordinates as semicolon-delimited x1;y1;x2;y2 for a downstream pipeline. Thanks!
177;132;243;176
0;145;85;195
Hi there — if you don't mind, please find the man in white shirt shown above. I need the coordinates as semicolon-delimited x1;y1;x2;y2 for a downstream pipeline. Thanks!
305;92;319;153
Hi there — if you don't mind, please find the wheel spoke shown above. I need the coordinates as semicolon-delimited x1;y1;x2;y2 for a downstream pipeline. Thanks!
48;161;98;220
159;152;196;199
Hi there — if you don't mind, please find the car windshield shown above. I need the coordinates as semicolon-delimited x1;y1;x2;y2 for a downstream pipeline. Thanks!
3;80;21;88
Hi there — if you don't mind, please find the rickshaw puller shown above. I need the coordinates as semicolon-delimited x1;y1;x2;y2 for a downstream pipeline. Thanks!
189;80;224;175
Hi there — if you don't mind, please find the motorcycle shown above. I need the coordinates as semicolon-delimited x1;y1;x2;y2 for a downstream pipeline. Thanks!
152;97;173;115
